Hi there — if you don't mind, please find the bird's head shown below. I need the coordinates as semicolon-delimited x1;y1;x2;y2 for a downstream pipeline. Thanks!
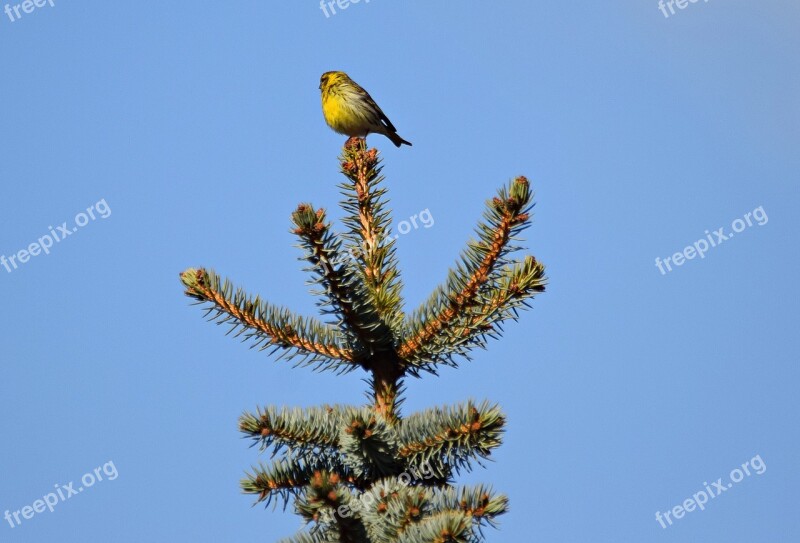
320;71;348;92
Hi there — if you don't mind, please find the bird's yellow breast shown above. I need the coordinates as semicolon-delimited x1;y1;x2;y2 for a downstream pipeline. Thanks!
322;91;371;137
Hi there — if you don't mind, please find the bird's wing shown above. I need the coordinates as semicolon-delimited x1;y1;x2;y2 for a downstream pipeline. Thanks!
361;90;397;133
376;107;397;133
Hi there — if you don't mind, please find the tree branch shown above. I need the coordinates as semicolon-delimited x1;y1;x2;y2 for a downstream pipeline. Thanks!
400;177;539;370
292;204;388;356
397;401;505;475
339;139;405;342
180;268;357;369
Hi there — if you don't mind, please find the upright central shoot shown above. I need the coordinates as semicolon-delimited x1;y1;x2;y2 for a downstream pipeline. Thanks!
180;138;546;543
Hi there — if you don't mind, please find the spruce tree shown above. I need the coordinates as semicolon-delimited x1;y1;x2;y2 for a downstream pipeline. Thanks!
179;139;546;542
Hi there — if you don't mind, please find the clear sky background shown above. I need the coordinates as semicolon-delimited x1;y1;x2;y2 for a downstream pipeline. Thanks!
1;1;798;541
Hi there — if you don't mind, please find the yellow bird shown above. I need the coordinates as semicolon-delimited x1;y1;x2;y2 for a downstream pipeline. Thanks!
320;71;411;148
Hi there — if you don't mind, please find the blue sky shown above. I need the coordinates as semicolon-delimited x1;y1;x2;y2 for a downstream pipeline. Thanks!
1;1;798;541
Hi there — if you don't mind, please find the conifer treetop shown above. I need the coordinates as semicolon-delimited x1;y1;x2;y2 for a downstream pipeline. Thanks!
179;139;546;542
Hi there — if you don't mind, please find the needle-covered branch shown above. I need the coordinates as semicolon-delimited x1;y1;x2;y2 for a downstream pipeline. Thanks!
338;409;402;479
279;532;339;543
242;459;321;509
239;405;344;456
397;401;505;477
426;485;508;529
345;481;507;542
399;177;544;372
338;140;405;342
292;204;389;357
394;511;473;543
440;255;546;359
358;481;431;542
180;268;358;371
240;405;407;482
295;471;370;543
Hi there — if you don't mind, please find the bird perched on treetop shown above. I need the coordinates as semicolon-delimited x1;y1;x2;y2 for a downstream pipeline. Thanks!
320;71;412;148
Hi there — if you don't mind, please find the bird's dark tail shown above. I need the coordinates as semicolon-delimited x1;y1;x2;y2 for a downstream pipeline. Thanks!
387;131;412;147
